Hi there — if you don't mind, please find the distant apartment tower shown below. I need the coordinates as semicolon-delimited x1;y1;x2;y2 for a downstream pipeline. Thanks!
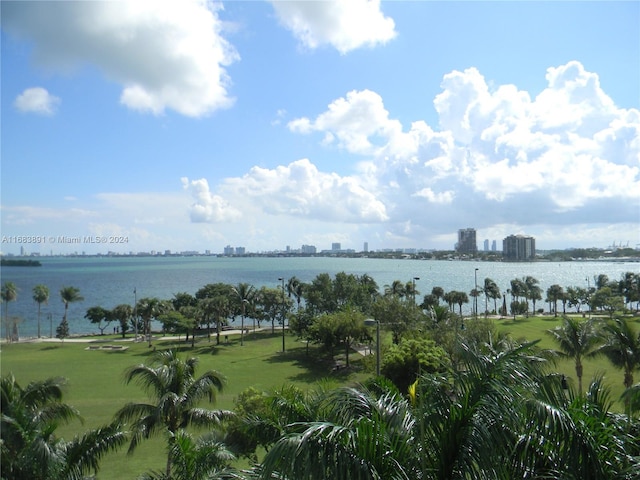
223;245;234;256
483;239;489;251
363;242;369;253
235;247;245;255
491;240;497;251
456;228;477;254
502;235;536;261
301;244;317;254
332;242;341;251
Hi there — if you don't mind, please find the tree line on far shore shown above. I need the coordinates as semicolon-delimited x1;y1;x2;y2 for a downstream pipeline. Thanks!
1;271;639;344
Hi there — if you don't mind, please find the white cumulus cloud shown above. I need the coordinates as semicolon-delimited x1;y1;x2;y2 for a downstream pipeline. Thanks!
3;0;238;117
270;0;396;54
285;61;640;242
182;177;243;223
14;87;60;115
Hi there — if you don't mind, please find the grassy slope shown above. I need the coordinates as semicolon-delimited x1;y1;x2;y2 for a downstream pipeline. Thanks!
2;315;639;478
1;330;366;479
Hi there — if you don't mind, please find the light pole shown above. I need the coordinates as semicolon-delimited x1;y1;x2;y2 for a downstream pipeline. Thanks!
412;277;420;307
364;318;380;376
586;277;591;318
474;268;479;319
133;287;138;340
278;277;285;352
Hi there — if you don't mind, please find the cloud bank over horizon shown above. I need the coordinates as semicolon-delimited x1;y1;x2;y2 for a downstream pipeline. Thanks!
182;60;639;249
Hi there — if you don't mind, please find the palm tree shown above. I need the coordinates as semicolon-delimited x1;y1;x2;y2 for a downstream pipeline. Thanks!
232;283;255;346
32;284;49;338
598;318;640;416
546;316;601;394
59;286;84;324
2;281;18;341
384;279;406;298
546;284;564;317
523;276;542;315
260;343;594;480
287;276;304;314
114;350;234;479
1;373;126;480
138;430;237;480
453;290;469;316
136;297;169;346
260;382;416;479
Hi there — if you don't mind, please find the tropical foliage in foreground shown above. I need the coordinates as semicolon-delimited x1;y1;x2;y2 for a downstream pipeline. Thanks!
256;342;640;480
0;374;126;480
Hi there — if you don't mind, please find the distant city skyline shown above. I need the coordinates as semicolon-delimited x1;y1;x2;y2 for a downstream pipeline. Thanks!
2;2;638;255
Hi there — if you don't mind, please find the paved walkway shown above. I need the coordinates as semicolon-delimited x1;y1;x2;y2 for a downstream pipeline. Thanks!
4;327;271;344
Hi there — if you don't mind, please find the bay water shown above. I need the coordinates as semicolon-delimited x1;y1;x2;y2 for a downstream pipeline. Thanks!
1;256;637;339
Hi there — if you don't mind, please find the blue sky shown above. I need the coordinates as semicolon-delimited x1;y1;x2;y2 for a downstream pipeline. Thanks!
1;0;639;255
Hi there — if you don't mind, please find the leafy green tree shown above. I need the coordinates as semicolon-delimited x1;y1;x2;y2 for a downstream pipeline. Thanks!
309;309;366;366
381;337;449;393
32;284;49;338
592;286;625;317
171;292;197;310
1;373;126;480
84;305;113;335
114;350;233;479
112;304;133;338
55;317;70;343
547;316;602;394
255;286;291;335
303;273;337;315
566;286;587;313
371;295;421;345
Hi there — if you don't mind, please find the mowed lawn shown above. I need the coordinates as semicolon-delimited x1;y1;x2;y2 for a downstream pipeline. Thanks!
2;314;639;478
1;330;368;479
495;313;640;404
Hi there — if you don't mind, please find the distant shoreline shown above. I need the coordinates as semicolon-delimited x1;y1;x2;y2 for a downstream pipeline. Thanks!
0;258;42;267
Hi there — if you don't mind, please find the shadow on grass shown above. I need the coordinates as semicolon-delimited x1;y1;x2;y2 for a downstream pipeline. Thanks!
39;345;62;351
265;344;362;383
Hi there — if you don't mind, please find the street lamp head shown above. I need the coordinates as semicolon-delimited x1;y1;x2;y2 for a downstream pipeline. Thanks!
364;318;377;327
413;277;420;281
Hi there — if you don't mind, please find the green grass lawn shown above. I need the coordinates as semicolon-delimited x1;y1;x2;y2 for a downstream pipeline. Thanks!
2;314;639;479
1;330;367;479
496;313;640;405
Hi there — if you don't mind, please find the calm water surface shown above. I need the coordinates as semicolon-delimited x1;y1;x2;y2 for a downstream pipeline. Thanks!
1;256;637;338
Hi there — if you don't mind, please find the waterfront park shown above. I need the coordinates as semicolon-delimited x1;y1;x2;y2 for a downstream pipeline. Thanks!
2;272;640;479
